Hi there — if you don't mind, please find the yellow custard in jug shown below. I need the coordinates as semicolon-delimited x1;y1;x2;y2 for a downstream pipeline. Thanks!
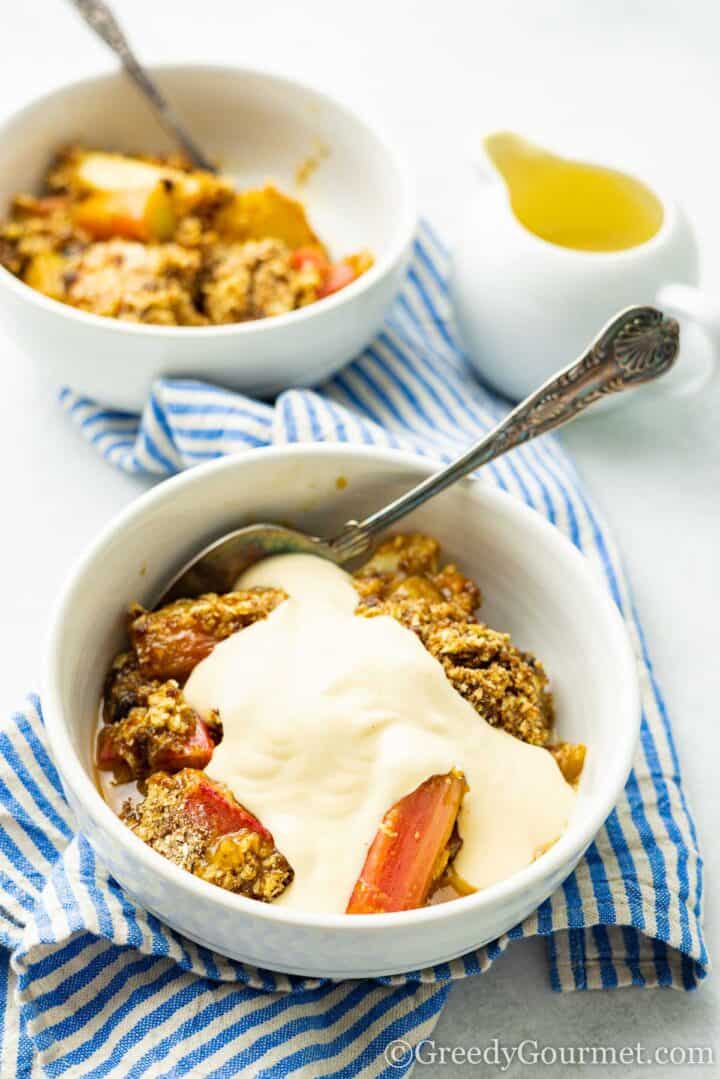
485;133;664;252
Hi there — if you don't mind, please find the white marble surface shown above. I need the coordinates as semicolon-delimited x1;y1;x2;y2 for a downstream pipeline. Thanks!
0;1;717;1073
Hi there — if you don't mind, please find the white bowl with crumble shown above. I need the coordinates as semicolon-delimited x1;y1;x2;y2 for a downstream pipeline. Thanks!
44;444;639;977
0;66;416;409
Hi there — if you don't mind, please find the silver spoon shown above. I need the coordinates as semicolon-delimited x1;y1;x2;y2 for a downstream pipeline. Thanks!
158;305;679;604
68;0;217;173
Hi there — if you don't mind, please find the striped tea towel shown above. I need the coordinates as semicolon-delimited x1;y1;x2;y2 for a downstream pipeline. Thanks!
1;222;707;1078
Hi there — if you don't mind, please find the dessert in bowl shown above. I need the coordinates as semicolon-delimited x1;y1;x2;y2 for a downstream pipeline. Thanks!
0;66;415;409
95;535;584;915
45;445;639;977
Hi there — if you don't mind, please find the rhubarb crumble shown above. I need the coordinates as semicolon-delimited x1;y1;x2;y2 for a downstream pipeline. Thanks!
0;146;373;325
96;534;584;911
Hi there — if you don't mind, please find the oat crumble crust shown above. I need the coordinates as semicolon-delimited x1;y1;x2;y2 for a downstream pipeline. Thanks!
122;770;207;871
196;832;294;899
129;587;288;681
62;240;205;325
0;194;83;275
353;533;442;579
122;770;293;901
103;651;156;724
98;680;220;780
424;623;553;746
201;239;323;323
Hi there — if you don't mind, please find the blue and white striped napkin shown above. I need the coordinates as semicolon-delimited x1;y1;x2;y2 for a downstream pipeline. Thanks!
1;222;708;1077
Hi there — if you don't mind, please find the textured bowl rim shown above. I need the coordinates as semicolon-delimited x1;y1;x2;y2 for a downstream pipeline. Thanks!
44;443;640;934
0;62;418;338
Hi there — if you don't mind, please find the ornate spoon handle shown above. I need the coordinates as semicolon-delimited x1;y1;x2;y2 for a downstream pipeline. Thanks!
330;305;679;561
68;0;217;173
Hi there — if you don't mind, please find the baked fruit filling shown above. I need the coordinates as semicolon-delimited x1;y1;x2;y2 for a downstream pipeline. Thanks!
96;534;585;908
346;771;468;914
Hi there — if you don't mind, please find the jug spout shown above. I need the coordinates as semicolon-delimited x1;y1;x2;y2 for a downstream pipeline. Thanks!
482;132;539;175
474;131;539;185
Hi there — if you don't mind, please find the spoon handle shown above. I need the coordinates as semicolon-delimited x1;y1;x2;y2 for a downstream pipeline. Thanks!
68;0;218;173
330;305;679;561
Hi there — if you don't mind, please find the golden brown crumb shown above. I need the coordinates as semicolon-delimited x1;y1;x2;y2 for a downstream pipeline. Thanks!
103;651;158;723
129;588;288;681
353;534;480;628
424;623;554;745
97;680;220;780
0;195;86;276
196;831;294;901
63;240;205;325
431;563;482;616
200;239;320;322
174;215;215;248
123;770;208;870
353;535;480;615
123;769;293;901
356;594;475;638
354;534;441;579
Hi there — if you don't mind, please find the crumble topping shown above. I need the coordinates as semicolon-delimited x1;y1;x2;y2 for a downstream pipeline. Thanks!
122;769;293;901
129;587;288;681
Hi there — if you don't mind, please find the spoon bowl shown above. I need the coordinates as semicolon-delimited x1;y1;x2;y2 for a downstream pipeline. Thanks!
160;524;340;604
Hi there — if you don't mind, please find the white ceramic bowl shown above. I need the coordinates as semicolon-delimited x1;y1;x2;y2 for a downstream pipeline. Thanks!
0;66;416;410
44;445;639;978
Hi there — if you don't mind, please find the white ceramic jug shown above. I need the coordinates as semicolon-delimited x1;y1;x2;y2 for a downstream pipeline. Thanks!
450;133;719;403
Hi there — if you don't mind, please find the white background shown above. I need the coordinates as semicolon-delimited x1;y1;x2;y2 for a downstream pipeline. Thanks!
1;1;718;1073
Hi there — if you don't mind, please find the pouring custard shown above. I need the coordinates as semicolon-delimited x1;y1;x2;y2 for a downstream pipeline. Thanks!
96;535;584;914
484;132;664;252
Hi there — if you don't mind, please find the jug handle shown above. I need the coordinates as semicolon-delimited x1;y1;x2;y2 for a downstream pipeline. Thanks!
655;283;720;397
